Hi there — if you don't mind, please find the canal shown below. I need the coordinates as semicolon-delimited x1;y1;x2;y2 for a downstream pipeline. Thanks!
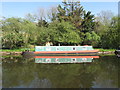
2;55;120;88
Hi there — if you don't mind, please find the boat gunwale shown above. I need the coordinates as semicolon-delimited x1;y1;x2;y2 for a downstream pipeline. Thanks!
34;49;99;54
35;56;99;58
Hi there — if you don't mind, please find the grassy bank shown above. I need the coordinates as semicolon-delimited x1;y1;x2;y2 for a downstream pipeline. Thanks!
95;48;115;52
1;48;35;52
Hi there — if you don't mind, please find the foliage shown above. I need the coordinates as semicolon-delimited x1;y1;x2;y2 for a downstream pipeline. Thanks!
95;48;115;52
101;16;120;49
2;17;37;49
56;1;99;45
49;21;81;45
1;48;35;52
84;31;100;47
35;21;81;46
1;1;119;49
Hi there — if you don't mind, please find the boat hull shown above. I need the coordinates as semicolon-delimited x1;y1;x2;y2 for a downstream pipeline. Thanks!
34;49;99;56
35;56;99;58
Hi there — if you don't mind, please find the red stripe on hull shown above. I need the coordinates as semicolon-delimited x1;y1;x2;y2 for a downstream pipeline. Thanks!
35;56;99;58
34;49;99;54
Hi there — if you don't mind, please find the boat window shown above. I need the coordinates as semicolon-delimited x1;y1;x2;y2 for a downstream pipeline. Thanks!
56;48;59;51
55;58;59;62
73;47;76;50
46;59;51;62
72;58;76;62
82;47;87;50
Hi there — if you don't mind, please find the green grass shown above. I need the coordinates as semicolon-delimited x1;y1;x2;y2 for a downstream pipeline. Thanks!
1;48;35;52
95;48;115;52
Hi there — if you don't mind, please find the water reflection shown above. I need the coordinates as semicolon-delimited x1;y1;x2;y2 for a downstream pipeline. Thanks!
2;55;119;88
35;56;99;63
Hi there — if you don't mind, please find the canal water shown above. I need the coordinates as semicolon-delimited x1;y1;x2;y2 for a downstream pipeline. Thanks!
2;55;120;88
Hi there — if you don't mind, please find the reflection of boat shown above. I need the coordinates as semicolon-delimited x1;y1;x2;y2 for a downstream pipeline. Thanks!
35;56;99;63
34;46;99;55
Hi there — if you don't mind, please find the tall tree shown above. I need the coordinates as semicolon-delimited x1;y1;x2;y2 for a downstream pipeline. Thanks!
56;1;99;46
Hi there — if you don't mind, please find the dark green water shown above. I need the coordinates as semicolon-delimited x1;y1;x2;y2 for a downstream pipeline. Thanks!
2;55;120;88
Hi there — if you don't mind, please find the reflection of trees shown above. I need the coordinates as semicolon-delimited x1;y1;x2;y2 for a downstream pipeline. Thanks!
2;56;35;88
92;56;119;88
28;77;52;88
3;63;35;87
35;63;97;88
72;64;96;88
2;56;119;88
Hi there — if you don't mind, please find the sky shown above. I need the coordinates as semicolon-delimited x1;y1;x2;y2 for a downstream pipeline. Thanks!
1;1;119;18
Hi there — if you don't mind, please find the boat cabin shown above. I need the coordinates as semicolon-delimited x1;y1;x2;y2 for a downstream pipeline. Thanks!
35;46;94;52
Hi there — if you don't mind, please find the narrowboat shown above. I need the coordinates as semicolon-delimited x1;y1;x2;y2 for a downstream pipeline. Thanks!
34;46;99;55
35;56;99;63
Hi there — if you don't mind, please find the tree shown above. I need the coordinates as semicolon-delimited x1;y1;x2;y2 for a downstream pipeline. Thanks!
101;16;120;49
2;17;37;49
56;1;98;45
37;20;48;27
47;6;58;21
50;21;81;45
84;31;100;47
25;13;37;22
36;8;47;21
35;26;51;45
36;20;82;46
97;10;114;26
95;10;114;36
